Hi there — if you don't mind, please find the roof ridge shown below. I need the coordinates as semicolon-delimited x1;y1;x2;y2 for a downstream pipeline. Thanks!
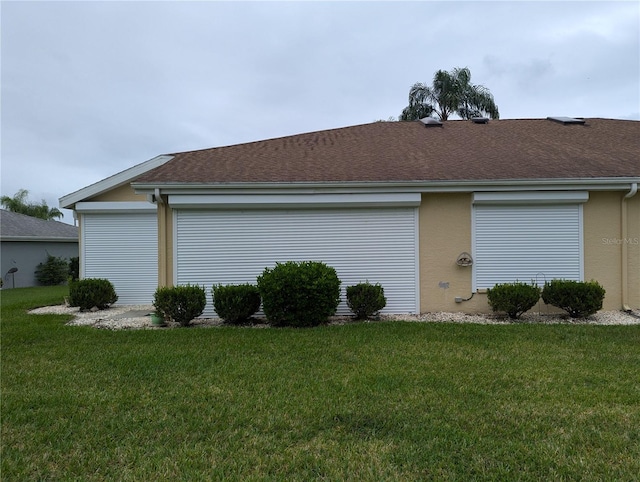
166;120;407;156
107;118;640;187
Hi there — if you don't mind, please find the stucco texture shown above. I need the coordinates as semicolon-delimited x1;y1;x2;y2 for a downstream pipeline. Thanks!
419;191;639;313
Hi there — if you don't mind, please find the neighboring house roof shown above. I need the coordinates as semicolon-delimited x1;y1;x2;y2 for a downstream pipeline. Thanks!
133;118;639;186
0;209;78;242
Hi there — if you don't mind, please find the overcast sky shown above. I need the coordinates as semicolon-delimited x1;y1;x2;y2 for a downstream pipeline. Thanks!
2;1;639;224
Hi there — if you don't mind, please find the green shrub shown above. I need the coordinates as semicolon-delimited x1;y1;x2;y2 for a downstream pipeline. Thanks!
542;279;605;318
68;278;118;311
257;261;341;327
212;283;261;324
68;257;80;281
153;284;206;327
34;254;69;286
346;282;387;319
487;282;541;319
152;287;172;323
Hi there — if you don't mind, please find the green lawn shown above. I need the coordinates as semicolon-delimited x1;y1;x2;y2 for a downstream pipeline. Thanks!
2;287;639;481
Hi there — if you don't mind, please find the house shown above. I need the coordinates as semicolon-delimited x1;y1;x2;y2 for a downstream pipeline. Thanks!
1;209;78;288
60;117;640;315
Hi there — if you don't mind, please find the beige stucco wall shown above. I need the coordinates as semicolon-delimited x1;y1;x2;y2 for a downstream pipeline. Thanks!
419;193;492;313
627;193;640;308
157;196;174;287
586;190;640;310
101;187;638;312
583;191;640;310
583;192;622;310
87;183;147;202
419;191;640;314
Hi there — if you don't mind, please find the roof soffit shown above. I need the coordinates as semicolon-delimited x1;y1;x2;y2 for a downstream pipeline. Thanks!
59;155;173;209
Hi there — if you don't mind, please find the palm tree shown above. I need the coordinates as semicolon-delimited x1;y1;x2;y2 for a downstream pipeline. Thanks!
1;188;63;220
400;67;499;121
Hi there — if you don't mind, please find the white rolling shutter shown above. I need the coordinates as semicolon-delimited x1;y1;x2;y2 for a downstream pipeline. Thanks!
82;212;158;304
473;204;583;289
175;208;418;317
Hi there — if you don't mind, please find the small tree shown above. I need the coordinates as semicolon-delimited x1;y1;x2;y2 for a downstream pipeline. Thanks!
35;254;69;286
68;257;80;281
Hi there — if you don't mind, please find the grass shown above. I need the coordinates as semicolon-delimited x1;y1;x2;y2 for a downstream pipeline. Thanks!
2;286;640;481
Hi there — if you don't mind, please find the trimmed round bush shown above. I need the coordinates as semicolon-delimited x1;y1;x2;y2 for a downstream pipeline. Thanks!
346;282;387;319
257;261;341;327
487;281;541;319
153;284;206;326
542;279;605;318
212;283;261;324
68;278;118;311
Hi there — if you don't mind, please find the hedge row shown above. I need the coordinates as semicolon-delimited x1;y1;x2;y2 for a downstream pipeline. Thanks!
67;262;386;327
223;261;386;327
149;261;387;327
69;273;605;326
487;279;605;319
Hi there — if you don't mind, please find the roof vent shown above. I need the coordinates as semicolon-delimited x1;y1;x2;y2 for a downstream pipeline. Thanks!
547;116;586;125
471;117;489;124
419;117;443;127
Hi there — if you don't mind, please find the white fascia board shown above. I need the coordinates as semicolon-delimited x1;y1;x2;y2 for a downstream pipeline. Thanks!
134;177;640;196
75;202;157;213
59;155;173;209
168;193;421;209
456;179;639;193
473;191;589;204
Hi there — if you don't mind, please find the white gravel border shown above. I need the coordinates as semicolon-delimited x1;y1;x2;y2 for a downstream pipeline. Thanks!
28;304;640;330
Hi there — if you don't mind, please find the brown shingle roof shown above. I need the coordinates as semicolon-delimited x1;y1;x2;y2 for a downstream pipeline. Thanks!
134;118;640;185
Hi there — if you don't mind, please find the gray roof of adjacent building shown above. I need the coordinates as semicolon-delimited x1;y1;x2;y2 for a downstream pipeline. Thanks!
0;210;78;242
